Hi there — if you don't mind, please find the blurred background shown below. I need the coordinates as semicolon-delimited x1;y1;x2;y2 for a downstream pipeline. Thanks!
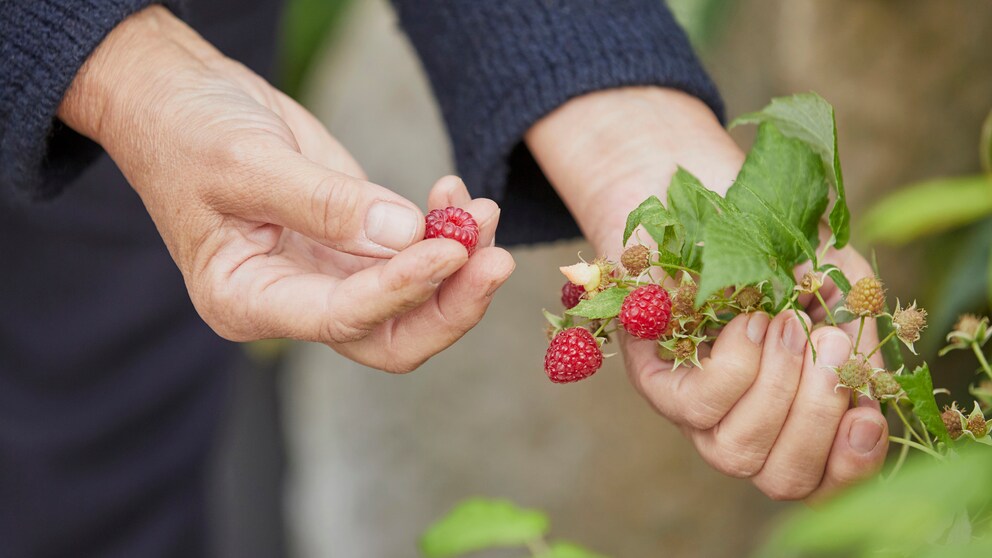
207;1;992;556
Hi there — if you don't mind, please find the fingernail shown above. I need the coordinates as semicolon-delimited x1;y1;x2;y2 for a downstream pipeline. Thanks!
849;418;884;453
782;316;808;355
818;332;852;368
429;257;464;286
366;202;420;251
746;313;770;344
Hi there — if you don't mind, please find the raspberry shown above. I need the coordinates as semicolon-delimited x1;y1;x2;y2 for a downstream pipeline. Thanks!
968;412;989;438
424;206;480;255
869;371;901;399
892;301;927;345
671;282;698;319
797;271;823;294
846;277;886;317
619;285;672;340
836;357;871;390
942;405;964;440
561;281;585;309
735;286;763;310
954;314;983;338
621;245;650;275
674;337;696;361
544;327;604;383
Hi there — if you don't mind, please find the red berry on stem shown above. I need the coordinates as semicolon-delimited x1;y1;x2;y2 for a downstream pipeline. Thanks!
561;281;585;309
544;327;604;383
424;206;480;255
619;284;672;340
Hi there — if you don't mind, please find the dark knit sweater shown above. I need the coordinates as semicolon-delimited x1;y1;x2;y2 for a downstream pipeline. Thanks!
0;1;720;557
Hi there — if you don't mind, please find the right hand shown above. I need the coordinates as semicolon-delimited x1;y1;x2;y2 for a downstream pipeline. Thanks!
527;86;889;501
57;6;515;372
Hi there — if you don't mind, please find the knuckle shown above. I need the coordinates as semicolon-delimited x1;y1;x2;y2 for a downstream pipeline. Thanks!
712;437;766;478
312;174;361;243
757;473;818;501
680;400;724;431
323;317;371;345
381;354;425;374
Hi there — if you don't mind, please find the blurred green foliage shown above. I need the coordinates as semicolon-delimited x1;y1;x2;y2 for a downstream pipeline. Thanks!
277;0;354;98
667;0;733;49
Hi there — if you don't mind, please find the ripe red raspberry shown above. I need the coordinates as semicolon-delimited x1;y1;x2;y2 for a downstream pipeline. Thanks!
619;284;672;340
561;281;585;309
544;327;604;383
424;206;480;255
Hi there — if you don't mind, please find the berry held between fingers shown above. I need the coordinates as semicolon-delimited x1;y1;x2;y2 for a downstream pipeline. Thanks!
561;281;585;309
544;327;604;383
846;276;886;317
836;357;872;390
424;206;480;255
619;284;672;340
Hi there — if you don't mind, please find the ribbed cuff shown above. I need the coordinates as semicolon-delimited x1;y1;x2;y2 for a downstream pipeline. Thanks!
0;0;185;201
394;0;723;245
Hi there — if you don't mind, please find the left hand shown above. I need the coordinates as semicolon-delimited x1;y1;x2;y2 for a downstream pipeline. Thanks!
526;86;889;501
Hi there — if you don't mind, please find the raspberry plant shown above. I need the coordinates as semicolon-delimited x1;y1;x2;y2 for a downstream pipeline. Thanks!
542;93;992;476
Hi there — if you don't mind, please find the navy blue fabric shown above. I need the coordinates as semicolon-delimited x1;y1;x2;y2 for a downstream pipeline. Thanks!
0;0;719;556
391;0;724;245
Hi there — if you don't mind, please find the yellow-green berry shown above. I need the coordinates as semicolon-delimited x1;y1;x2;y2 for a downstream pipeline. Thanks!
846;277;886;317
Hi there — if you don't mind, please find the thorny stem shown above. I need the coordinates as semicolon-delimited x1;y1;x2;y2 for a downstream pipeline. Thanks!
887;436;945;460
788;297;816;361
854;316;866;354
971;341;992;381
866;330;897;361
813;290;836;327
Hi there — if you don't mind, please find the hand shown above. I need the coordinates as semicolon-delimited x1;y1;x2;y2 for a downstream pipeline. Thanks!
58;6;514;372
527;87;888;501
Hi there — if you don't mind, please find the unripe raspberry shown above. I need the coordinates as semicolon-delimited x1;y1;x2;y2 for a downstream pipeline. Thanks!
892;301;927;344
560;262;602;292
954;314;983;338
671;282;698;319
674;337;696;361
836;357;871;390
735;286;763;310
621;245;650;276
869;371;901;399
942;405;964;440
846;277;886;317
968;412;989;438
561;281;585;309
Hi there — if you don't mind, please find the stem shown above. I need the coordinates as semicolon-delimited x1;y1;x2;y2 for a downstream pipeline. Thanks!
972;341;992;381
854;317;866;354
866;330;897;361
814;290;836;327
592;318;612;338
887;436;945;460
650;262;697;276
886;426;911;480
893;401;927;446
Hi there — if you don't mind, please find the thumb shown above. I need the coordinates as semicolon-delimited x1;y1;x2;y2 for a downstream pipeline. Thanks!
808;404;889;503
232;151;424;257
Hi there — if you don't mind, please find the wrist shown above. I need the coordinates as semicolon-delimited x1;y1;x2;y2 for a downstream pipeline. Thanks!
525;87;745;255
57;5;218;147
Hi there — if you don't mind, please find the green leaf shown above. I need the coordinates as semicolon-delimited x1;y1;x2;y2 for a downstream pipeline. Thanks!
732;92;850;247
538;541;611;558
860;175;992;245
278;0;354;98
566;288;628;319
622;196;680;246
726;122;827;266
755;449;992;557
981;108;992;176
667;167;728;271
419;499;549;558
894;364;952;446
817;263;851;294
697;208;795;307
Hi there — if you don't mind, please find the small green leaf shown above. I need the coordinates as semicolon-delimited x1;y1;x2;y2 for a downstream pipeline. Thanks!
732;92;850;248
697;208;795;307
622;196;679;246
894;364;952;446
860;175;992;245
419;499;550;558
667;167;728;270
726;122;827;266
566;288;628;319
817;264;851;294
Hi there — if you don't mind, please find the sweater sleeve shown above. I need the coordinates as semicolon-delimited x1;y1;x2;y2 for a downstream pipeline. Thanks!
0;0;184;202
391;0;724;245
